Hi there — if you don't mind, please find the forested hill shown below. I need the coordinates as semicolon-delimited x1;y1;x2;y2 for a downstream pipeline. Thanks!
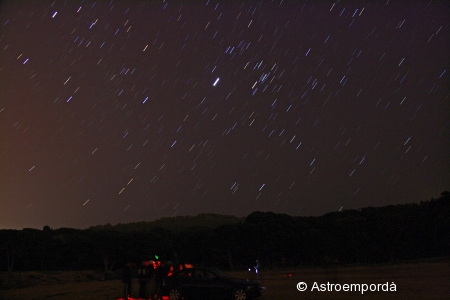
87;213;244;233
1;192;448;272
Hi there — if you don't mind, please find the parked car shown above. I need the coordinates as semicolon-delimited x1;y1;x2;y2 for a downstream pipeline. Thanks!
161;267;262;300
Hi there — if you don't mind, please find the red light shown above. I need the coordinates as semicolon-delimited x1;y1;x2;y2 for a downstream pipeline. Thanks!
142;260;151;267
152;260;161;269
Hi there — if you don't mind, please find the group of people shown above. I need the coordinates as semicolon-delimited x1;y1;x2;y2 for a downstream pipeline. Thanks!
122;260;169;300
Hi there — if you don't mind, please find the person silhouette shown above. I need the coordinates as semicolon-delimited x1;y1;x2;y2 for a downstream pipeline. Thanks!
138;261;153;299
122;262;133;299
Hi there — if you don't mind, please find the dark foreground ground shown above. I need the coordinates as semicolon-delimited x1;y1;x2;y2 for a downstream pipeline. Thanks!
1;259;449;300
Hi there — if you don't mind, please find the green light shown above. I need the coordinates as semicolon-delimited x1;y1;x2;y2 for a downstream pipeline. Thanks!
155;255;159;260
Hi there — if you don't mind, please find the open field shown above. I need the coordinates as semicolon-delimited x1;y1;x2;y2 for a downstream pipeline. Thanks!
1;260;449;300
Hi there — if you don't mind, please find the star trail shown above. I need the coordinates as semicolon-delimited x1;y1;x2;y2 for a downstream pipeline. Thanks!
1;0;449;229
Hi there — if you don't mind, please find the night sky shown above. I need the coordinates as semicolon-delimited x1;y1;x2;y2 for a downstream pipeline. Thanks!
1;0;449;230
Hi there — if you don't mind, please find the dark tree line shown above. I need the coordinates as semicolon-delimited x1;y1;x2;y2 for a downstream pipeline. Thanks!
1;192;448;272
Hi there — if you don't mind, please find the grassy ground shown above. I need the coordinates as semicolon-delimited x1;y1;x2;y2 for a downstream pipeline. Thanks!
243;260;450;299
1;260;449;300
